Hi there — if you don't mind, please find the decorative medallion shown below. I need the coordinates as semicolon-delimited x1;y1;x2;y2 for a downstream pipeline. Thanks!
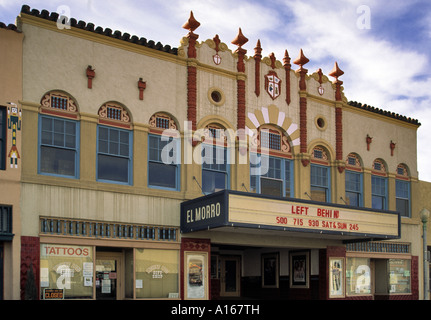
212;35;222;65
264;71;281;100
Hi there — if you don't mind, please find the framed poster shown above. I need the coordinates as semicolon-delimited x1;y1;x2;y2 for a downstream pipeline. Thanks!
184;252;208;300
262;253;279;288
290;251;309;288
329;257;345;298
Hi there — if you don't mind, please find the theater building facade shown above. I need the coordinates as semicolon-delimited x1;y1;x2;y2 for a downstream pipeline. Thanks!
1;5;429;300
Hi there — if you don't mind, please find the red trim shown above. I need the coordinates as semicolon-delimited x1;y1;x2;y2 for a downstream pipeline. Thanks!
283;50;291;105
98;119;131;129
40;108;78;119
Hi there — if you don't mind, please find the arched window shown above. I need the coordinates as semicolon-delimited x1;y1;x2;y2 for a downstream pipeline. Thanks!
38;91;80;178
250;125;293;198
371;159;387;210
345;153;363;207
310;146;330;202
148;112;180;190
395;163;410;217
96;102;133;184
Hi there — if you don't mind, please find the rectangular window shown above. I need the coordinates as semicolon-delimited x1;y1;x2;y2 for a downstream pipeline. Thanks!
0;107;6;170
345;171;362;207
148;134;180;190
0;205;12;236
250;154;292;198
388;259;411;293
346;258;371;296
97;126;132;184
202;145;228;194
135;248;179;299
372;176;387;210
39;115;79;178
311;165;330;202
396;180;410;217
40;244;93;299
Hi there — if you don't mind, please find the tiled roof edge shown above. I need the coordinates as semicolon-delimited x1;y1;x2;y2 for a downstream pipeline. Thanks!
0;21;21;32
348;101;421;126
20;4;178;55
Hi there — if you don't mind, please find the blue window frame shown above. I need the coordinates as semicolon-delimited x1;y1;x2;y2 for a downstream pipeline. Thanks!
202;144;229;194
396;179;410;217
371;175;387;210
148;134;180;190
0;107;5;170
39;115;80;178
250;154;293;198
310;164;330;202
345;171;363;207
97;125;132;184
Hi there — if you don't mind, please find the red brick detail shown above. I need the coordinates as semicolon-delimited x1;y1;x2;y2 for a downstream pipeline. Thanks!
237;79;246;130
299;96;307;155
410;255;419;300
283;50;291;105
86;65;95;89
20;236;40;300
138;78;146;100
335;106;343;161
187;65;197;131
254;40;262;97
180;238;211;300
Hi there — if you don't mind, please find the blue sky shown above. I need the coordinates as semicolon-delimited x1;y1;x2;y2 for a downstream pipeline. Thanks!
1;0;431;181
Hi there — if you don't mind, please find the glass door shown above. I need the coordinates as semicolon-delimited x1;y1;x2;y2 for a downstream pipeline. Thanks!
96;253;122;300
220;256;240;297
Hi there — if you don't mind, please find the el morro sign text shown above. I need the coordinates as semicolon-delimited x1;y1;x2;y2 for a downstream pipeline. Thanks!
186;202;221;224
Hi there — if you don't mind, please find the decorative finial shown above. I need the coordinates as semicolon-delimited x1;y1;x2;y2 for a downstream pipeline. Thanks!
182;11;200;32
329;61;344;81
293;49;309;67
231;28;248;48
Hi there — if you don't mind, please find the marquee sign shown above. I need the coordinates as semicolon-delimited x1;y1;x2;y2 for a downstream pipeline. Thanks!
180;190;400;240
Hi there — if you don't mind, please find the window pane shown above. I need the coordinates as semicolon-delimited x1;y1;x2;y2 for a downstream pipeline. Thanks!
202;170;226;193
261;178;282;197
396;198;409;217
40;146;76;176
148;162;177;189
135;249;179;299
346;258;371;295
311;186;327;202
346;191;360;207
40;244;93;299
372;195;384;210
388;259;411;293
98;154;129;183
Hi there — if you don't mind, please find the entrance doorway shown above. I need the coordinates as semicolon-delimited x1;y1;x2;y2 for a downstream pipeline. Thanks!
96;252;122;300
220;256;240;297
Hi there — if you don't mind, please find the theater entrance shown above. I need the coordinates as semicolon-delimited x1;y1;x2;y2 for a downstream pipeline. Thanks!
220;256;241;297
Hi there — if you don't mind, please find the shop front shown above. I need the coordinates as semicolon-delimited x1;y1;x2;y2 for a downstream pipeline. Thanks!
180;190;417;300
35;218;180;300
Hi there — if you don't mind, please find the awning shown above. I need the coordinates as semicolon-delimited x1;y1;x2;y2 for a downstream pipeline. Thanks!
180;190;400;242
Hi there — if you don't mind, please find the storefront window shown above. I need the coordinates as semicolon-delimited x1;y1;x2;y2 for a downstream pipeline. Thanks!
40;244;93;299
135;249;179;299
389;259;411;293
346;258;371;295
